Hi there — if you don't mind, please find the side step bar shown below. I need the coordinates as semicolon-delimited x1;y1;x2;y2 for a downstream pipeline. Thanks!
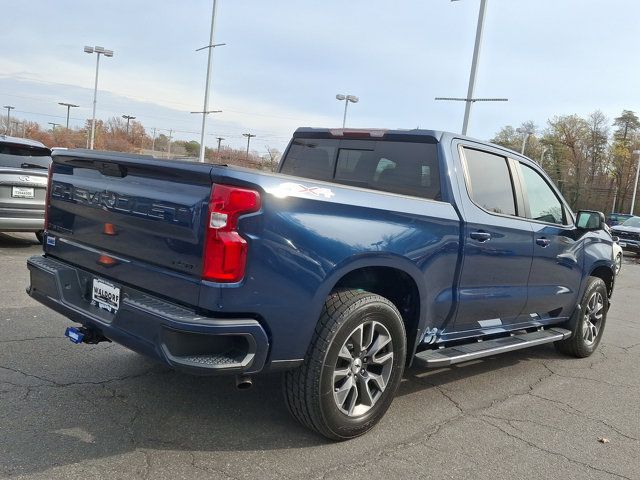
414;327;572;367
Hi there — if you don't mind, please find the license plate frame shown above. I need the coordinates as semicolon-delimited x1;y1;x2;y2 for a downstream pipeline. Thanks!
91;278;121;313
11;186;34;198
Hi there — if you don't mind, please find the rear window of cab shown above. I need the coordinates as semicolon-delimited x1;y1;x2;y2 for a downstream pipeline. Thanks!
280;138;441;201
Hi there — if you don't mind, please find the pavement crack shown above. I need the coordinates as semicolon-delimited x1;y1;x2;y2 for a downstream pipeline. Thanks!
479;416;632;480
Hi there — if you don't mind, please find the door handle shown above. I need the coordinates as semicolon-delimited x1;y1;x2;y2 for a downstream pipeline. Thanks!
536;237;551;247
470;231;492;242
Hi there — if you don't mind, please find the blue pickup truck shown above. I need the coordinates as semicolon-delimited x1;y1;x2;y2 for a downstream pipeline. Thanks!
27;128;615;440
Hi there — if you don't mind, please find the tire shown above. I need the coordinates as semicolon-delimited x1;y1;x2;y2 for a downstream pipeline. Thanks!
615;253;622;275
35;231;44;244
283;289;406;440
555;276;608;358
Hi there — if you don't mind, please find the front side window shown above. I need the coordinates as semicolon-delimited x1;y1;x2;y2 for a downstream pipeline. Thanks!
520;163;565;225
463;148;516;216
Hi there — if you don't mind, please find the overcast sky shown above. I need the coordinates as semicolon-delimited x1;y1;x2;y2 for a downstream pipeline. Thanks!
0;0;638;152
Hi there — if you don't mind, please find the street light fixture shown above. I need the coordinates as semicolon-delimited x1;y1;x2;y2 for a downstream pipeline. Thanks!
336;94;359;128
85;45;114;149
58;102;79;129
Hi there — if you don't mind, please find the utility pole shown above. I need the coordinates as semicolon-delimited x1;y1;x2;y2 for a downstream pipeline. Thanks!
631;150;640;215
84;45;114;149
122;114;136;135
167;129;173;159
216;136;224;153
151;127;157;153
58;102;79;129
194;0;226;163
243;133;256;160
3;106;14;135
435;0;507;135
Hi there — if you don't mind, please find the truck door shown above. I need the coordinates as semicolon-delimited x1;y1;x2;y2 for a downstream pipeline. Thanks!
451;144;534;335
515;161;582;320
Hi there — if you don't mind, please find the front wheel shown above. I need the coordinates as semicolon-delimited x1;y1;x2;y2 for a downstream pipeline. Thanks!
615;253;622;275
283;289;406;440
555;276;608;358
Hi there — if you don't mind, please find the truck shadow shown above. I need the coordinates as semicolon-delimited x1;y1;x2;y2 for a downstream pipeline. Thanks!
0;232;40;248
1;343;567;476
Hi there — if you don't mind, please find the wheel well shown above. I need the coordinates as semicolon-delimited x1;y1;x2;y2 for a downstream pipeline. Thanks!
590;265;614;296
333;266;421;356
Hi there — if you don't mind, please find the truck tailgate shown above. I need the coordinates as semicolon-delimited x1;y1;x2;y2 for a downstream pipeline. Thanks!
45;151;213;306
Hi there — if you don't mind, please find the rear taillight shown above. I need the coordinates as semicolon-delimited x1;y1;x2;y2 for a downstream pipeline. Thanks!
44;162;53;231
202;184;261;282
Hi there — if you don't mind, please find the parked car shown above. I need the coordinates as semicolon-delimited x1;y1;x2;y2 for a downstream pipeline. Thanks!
606;212;633;227
604;224;623;274
27;128;616;440
0;135;51;243
610;216;640;254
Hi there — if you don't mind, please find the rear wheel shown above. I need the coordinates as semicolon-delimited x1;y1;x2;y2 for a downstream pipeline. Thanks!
555;276;608;358
35;231;44;244
283;289;406;440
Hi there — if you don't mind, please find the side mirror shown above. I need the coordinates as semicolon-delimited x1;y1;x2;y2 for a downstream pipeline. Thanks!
576;210;605;230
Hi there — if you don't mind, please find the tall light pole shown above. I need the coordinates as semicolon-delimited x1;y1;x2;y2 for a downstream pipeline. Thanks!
3;105;14;135
84;45;114;149
58;102;79;129
216;136;224;153
194;0;226;163
517;125;535;154
435;0;507;135
48;122;61;131
335;94;358;128
122;114;136;135
630;150;640;215
190;109;221;160
243;133;256;160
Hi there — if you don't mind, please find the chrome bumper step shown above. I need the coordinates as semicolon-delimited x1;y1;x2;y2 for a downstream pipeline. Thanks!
414;327;572;367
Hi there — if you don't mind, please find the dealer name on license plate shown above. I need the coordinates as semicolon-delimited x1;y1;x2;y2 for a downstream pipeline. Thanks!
12;186;34;198
91;278;121;313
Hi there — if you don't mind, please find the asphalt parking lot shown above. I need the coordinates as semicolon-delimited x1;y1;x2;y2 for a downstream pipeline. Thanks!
1;232;639;480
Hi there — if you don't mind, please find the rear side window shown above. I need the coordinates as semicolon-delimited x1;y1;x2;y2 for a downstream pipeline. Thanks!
463;148;516;216
281;139;440;200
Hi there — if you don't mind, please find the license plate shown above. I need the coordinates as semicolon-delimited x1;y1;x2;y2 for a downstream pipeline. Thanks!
619;242;627;247
12;186;34;198
91;278;121;313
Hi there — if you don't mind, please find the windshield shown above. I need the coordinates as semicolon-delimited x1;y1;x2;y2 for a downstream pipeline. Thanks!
0;142;51;169
621;216;640;228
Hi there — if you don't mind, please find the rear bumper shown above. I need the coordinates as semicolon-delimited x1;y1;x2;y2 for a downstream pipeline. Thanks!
0;215;44;232
26;255;269;375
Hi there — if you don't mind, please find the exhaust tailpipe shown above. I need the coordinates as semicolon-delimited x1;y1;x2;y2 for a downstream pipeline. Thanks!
235;375;253;390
